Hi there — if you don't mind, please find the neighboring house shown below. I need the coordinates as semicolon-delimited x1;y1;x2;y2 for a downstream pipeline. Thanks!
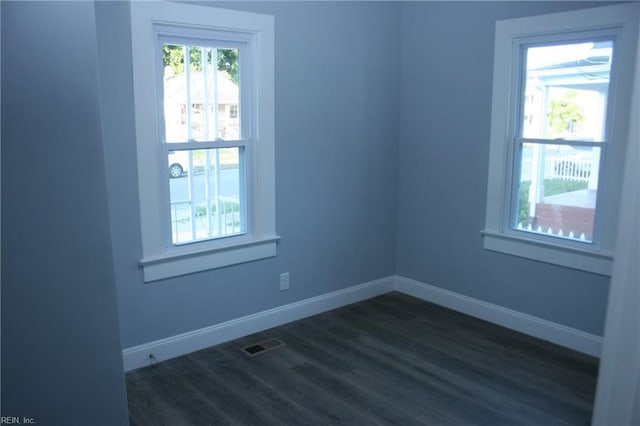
163;69;240;142
163;69;240;177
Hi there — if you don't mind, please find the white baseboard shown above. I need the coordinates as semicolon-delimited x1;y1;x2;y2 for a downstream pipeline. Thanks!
123;274;602;371
394;275;602;357
122;276;394;371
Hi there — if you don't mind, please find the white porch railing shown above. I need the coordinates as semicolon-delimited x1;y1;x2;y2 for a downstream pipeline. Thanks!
548;156;592;182
171;196;241;244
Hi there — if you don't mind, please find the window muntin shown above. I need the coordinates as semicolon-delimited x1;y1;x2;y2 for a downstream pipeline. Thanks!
511;39;613;244
168;147;243;244
162;44;241;143
159;40;247;247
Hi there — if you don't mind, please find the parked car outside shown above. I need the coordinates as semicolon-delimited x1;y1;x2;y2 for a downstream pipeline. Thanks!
168;150;189;178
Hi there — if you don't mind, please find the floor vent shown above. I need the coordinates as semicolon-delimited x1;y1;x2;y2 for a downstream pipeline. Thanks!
241;338;285;356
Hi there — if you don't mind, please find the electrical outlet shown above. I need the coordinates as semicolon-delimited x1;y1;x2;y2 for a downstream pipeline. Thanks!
280;272;290;291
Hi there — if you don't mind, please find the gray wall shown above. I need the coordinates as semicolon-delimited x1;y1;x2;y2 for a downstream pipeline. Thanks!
96;0;614;349
1;0;620;422
396;1;613;336
96;1;400;349
1;2;129;424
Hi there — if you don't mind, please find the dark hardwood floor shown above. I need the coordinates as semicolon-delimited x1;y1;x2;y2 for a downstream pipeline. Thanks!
126;292;598;425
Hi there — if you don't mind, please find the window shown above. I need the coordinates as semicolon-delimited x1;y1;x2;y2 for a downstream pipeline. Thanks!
162;43;244;244
130;2;277;282
483;3;638;275
515;40;613;243
229;105;239;120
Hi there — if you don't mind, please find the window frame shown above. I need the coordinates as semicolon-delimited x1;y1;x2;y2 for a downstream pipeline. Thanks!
482;3;638;276
130;2;277;282
157;37;250;246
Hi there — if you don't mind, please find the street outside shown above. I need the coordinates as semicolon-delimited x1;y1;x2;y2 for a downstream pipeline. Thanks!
169;168;240;201
169;168;242;243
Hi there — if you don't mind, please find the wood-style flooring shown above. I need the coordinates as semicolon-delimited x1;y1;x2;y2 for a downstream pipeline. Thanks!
126;292;598;425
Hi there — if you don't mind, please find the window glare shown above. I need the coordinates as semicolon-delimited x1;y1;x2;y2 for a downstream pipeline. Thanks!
522;40;613;141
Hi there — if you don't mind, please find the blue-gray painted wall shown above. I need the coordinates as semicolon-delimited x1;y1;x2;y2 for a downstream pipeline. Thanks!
1;1;129;424
396;1;614;336
96;1;401;349
2;1;620;423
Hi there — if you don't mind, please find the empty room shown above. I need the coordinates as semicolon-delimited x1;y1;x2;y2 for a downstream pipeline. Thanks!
2;1;639;425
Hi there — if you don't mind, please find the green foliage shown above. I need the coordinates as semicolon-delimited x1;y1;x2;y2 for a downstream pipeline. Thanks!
217;49;239;85
162;45;191;75
544;179;589;195
517;183;530;226
162;45;239;84
194;202;240;217
195;205;208;217
516;179;588;226
547;91;585;136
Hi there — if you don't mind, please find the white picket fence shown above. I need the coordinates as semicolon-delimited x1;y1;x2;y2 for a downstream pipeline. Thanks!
549;156;591;182
517;222;588;241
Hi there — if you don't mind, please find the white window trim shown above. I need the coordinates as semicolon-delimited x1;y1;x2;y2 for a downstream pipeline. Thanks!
130;1;277;282
483;3;638;276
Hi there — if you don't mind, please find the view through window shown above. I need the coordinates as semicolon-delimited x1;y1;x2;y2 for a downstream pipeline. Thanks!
161;44;245;244
514;40;612;242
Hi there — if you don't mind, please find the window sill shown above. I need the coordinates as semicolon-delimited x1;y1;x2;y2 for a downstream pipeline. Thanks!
481;230;613;276
140;235;280;282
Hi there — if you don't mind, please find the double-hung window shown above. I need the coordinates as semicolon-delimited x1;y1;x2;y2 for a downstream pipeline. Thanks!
483;3;638;275
130;2;277;282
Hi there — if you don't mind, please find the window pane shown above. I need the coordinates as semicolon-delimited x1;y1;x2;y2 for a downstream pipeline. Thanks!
162;44;240;142
522;40;612;141
515;143;600;242
168;148;243;244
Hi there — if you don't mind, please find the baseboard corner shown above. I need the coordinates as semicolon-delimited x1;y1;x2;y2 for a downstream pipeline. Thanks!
394;275;602;357
122;275;395;371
